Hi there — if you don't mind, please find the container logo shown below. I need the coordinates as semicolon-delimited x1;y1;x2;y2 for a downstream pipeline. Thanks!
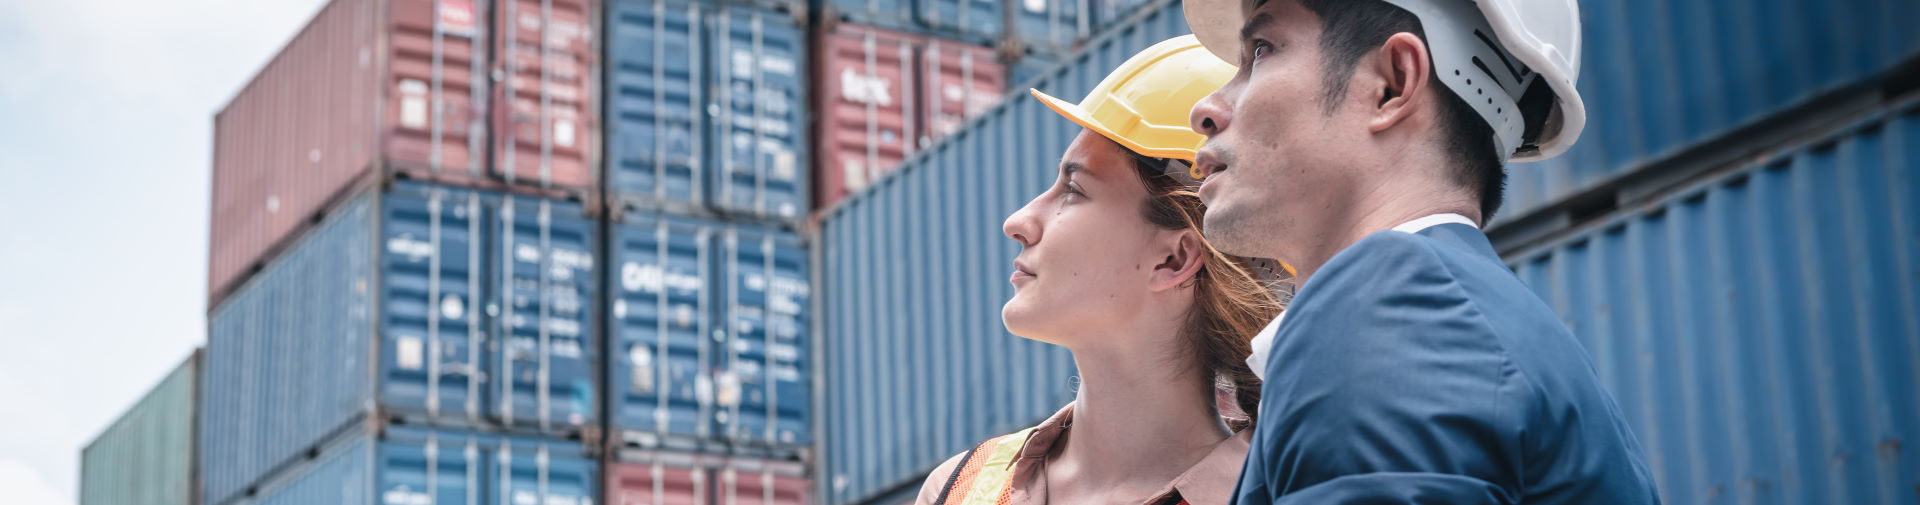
838;68;894;106
384;486;433;505
437;0;478;37
387;234;434;261
622;262;703;294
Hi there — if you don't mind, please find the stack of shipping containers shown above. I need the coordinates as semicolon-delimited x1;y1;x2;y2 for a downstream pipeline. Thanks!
79;351;201;505
199;0;604;504
811;0;1920;504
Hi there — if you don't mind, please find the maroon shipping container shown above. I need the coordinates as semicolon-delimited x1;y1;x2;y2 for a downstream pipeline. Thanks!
813;23;1006;212
608;454;808;505
491;0;598;188
815;23;919;212
916;40;1005;148
208;0;598;306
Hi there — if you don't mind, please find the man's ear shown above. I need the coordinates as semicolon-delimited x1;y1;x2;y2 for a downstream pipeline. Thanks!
1149;230;1207;291
1362;31;1433;133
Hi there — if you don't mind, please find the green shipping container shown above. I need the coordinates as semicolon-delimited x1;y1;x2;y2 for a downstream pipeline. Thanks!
79;349;199;505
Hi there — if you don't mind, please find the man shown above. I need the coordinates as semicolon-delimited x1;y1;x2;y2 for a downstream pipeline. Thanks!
1179;0;1662;503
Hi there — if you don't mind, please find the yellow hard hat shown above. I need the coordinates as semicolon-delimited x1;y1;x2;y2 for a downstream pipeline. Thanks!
1029;34;1236;163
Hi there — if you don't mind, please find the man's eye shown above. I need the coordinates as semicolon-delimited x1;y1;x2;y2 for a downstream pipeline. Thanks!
1251;41;1272;60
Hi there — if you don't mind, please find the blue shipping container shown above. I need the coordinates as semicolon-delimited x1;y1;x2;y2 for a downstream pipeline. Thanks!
232;427;595;505
1500;0;1920;222
608;214;720;449
1011;0;1091;56
1509;103;1920;505
605;0;706;212
608;214;813;452
710;6;809;221
815;5;1194;503
604;0;808;220
715;225;812;449
204;183;597;505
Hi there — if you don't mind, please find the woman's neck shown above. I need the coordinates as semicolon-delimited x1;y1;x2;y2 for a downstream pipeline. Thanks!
1049;341;1230;495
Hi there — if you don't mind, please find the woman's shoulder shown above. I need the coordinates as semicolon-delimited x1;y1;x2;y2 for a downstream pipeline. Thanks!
913;450;973;505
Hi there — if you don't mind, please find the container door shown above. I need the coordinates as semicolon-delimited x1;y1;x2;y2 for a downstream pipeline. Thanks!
387;0;490;185
606;0;705;210
815;26;917;211
914;0;1002;43
610;216;717;449
709;7;807;220
1012;0;1090;55
606;461;708;505
378;432;484;505
492;0;598;192
716;460;808;505
492;439;598;505
382;184;490;427
917;40;1005;148
490;196;598;434
715;227;811;448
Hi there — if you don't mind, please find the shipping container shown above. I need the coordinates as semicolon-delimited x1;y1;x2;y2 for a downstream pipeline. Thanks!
714;226;812;450
608;214;722;451
1498;0;1920;223
709;6;809;221
606;453;808;505
79;351;200;505
608;214;813;452
820;0;1001;44
229;426;595;505
814;24;1007;211
1088;0;1156;28
814;4;1190;503
603;1;807;220
203;182;597;505
1507;103;1920;505
209;0;601;308
605;0;707;212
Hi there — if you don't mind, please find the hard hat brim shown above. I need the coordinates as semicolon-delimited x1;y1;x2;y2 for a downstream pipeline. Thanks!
1029;88;1199;161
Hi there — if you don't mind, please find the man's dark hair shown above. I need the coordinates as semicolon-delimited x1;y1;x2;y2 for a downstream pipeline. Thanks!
1299;0;1507;221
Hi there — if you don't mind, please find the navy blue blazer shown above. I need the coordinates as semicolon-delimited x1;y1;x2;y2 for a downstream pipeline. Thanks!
1232;223;1661;504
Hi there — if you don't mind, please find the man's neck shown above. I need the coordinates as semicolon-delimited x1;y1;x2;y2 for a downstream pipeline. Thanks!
1291;200;1479;284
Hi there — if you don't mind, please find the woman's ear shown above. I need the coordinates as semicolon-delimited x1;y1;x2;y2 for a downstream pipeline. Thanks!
1149;230;1207;292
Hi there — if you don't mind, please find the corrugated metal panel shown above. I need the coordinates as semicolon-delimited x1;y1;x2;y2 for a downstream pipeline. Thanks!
204;183;598;505
233;427;596;505
79;351;200;505
1508;104;1920;505
716;226;812;450
1500;0;1920;222
815;4;1192;503
1088;0;1156;28
491;0;600;190
605;0;707;212
209;0;603;308
609;214;721;450
709;6;809;221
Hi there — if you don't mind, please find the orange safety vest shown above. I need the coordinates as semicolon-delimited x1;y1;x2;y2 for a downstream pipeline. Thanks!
932;427;1189;505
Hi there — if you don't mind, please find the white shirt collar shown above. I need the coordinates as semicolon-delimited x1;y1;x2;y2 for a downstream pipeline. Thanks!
1389;213;1479;234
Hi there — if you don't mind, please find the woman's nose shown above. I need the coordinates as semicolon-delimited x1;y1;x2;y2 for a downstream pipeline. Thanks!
1003;197;1043;247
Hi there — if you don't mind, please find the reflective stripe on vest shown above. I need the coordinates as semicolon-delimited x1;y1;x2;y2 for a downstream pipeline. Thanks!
935;427;1037;505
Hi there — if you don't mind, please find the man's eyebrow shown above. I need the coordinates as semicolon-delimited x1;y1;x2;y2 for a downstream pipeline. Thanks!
1240;12;1275;43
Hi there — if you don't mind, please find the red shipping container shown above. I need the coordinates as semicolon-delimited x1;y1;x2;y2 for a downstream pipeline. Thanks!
209;0;598;307
608;453;713;505
607;455;808;505
815;23;919;212
813;23;1005;212
917;40;1005;147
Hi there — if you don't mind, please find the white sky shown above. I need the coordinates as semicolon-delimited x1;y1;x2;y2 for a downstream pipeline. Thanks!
0;0;329;503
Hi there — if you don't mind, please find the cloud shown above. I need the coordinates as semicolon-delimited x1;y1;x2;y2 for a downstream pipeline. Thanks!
0;459;72;505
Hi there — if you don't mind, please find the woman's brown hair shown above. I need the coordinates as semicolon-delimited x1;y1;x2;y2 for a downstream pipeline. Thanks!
1128;151;1287;423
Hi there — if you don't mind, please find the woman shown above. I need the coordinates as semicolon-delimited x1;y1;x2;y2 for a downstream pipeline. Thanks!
915;35;1285;505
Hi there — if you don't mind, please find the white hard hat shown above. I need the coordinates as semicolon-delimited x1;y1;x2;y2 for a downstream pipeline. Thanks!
1184;0;1585;162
